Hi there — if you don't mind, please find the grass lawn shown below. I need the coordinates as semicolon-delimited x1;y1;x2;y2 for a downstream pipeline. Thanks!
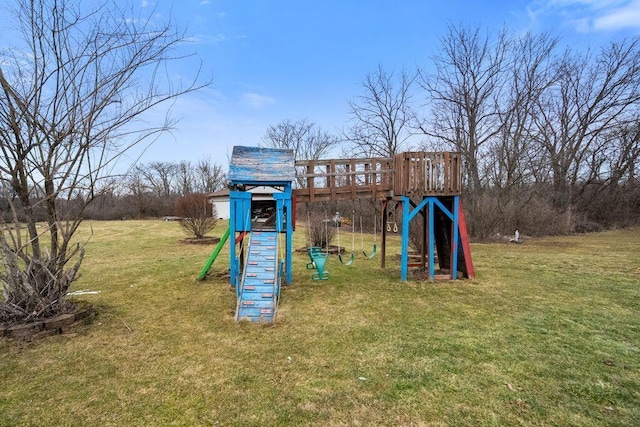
1;220;639;426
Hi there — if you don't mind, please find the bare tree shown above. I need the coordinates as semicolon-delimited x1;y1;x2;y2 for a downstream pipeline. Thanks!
472;32;560;235
263;118;338;161
0;0;209;322
419;24;509;192
345;65;416;158
132;161;178;215
532;37;640;213
121;158;225;218
140;162;177;198
175;160;195;195
412;24;640;236
491;32;558;192
194;156;226;193
263;118;338;189
82;178;126;220
608;121;640;184
124;167;157;218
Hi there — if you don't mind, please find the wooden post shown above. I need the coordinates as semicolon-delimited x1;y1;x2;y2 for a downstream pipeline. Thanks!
371;159;378;197
364;163;370;187
329;160;336;200
428;198;435;282
350;159;356;199
422;201;427;270
381;200;387;269
307;162;315;203
444;152;450;194
326;164;331;188
345;162;350;187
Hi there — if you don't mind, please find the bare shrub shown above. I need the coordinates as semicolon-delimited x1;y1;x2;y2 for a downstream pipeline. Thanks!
463;189;575;240
408;219;424;253
509;195;572;236
306;212;335;248
0;236;81;322
175;193;217;239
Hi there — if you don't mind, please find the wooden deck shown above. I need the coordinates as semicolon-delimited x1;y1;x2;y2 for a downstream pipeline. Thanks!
293;152;461;203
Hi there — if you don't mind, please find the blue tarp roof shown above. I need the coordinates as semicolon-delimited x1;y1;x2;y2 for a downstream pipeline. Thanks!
228;146;295;184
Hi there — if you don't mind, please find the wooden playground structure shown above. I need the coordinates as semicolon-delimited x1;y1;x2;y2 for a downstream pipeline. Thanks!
199;146;474;322
293;151;473;281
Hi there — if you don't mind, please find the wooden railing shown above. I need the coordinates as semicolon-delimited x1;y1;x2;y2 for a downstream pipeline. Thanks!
293;152;461;203
393;152;462;197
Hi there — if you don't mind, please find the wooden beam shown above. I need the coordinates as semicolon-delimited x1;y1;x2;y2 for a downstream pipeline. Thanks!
381;200;387;270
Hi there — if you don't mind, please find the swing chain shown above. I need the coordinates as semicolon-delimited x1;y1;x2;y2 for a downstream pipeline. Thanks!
386;203;399;233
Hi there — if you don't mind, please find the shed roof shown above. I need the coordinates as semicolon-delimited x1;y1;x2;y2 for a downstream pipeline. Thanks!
207;186;284;199
228;146;295;184
206;188;230;198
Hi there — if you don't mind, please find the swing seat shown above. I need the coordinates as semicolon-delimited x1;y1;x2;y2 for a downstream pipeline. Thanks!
310;252;330;280
306;246;322;269
363;243;377;259
338;251;355;266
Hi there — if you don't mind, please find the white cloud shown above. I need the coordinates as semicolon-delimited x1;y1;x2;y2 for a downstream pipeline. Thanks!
547;0;624;9
207;33;229;44
593;0;640;30
530;0;640;32
242;92;275;109
186;33;228;45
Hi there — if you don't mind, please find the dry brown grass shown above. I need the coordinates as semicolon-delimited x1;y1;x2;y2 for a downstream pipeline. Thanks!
1;221;639;426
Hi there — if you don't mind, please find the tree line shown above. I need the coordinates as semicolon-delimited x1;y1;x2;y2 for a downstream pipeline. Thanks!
0;157;227;223
265;25;640;239
112;158;226;220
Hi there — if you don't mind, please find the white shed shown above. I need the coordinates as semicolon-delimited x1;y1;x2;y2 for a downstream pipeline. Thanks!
207;188;230;219
207;186;283;220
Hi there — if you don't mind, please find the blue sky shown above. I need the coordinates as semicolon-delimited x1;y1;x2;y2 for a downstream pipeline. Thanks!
127;1;640;164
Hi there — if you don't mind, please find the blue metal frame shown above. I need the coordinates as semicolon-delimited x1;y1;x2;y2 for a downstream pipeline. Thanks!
229;191;252;288
400;195;461;281
273;189;293;284
229;181;293;286
451;196;459;280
